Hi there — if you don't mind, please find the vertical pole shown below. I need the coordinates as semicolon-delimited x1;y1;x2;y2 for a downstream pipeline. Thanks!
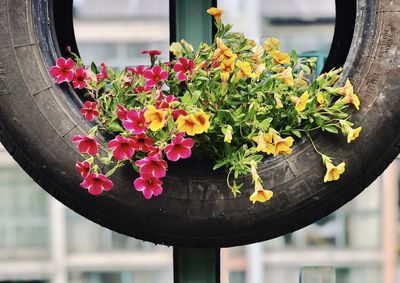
173;247;221;283
170;0;217;48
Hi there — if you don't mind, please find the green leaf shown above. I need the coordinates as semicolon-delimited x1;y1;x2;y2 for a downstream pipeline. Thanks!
322;125;339;134
292;130;302;138
91;62;98;74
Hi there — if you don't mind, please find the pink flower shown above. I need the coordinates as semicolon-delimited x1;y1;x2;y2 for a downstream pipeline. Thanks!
50;57;75;84
128;65;148;76
173;58;194;81
75;160;91;178
134;174;163;199
172;109;187;120
135;156;168;178
142;50;162;56
131;134;153;152
96;63;108;81
80;173;113;196
72;135;99;155
80;101;99;121
148;146;162;158
157;94;179;109
116;104;128;121
107;135;136;160
164;133;194;161
133;86;152;94
72;67;89;89
122;109;147;134
144;65;168;88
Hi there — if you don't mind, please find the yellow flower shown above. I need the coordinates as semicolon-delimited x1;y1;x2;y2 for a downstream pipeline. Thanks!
269;50;291;65
246;39;256;47
251;46;266;77
221;58;235;74
290;91;309;112
343;125;362;143
273;134;294;156
279;67;294;86
169;42;183;57
274;93;284;109
263;37;280;51
176;115;200;136
250;180;273;204
323;157;346;182
317;92;329;107
221;71;230;86
207;7;224;23
343;92;360;110
144;105;166;132
294;70;308;87
236;60;256;80
252;131;275;155
337;79;354;96
180;39;194;53
216;38;236;62
223;125;233;143
194;110;210;134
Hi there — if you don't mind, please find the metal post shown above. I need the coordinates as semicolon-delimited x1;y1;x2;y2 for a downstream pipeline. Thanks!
170;1;220;282
173;247;220;283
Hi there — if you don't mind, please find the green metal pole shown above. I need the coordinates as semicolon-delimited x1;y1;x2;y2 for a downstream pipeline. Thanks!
173;247;220;283
170;1;220;282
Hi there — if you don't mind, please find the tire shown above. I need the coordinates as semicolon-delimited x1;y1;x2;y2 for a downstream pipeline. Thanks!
0;0;399;248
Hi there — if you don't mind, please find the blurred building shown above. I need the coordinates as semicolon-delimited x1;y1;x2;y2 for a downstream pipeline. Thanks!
0;1;398;283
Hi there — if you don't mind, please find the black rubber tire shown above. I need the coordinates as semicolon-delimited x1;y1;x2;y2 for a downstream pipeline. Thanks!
1;0;400;248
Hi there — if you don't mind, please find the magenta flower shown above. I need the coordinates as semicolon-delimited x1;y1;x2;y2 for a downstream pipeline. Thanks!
164;133;194;161
80;173;113;196
122;109;147;134
129;65;148;76
50;57;75;84
116;104;128;121
144;65;168;88
172;109;187;121
134;174;163;199
173;58;194;81
133;86;152;94
135;156;168;178
72;67;89;89
107;135;136;160
96;63;108;81
157;94;179;109
80;101;99;121
131;134;153;153
72;135;99;156
142;50;162;56
75;160;91;178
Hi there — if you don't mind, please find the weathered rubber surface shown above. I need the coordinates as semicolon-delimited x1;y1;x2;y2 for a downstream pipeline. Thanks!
0;0;399;248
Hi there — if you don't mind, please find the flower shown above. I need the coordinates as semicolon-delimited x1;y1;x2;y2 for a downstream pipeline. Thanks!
236;60;256;80
323;157;346;182
173;57;195;81
129;65;148;76
279;67;294;86
116;104;128;121
250;182;274;204
75;160;91;178
342;125;362;143
50;57;75;84
273;134;294;156
164;133;194;161
144;105;166;131
131;134;153;152
123;109;147;134
337;79;354;96
80;101;99;121
207;7;224;23
251;46;266;77
291;91;310;112
157;95;179;109
107;135;136;160
72;135;99;156
269;50;291;65
80;173;113;196
252;131;274;154
135;156;168;178
263;37;280;51
221;57;235;74
72;67;89;89
133;86;152;94
316;92;329;107
223;125;233;143
172;109;187;121
221;72;230;86
144;65;169;88
339;92;361;110
170;42;183;57
216;38;236;62
96;63;108;81
274;93;284;109
177;114;199;136
194;110;210;133
134;175;163;199
142;49;162;56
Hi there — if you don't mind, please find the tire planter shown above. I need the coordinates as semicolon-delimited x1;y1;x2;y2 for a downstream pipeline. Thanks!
0;0;400;248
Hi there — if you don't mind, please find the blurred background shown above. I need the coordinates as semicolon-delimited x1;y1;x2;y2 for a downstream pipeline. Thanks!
0;0;398;282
